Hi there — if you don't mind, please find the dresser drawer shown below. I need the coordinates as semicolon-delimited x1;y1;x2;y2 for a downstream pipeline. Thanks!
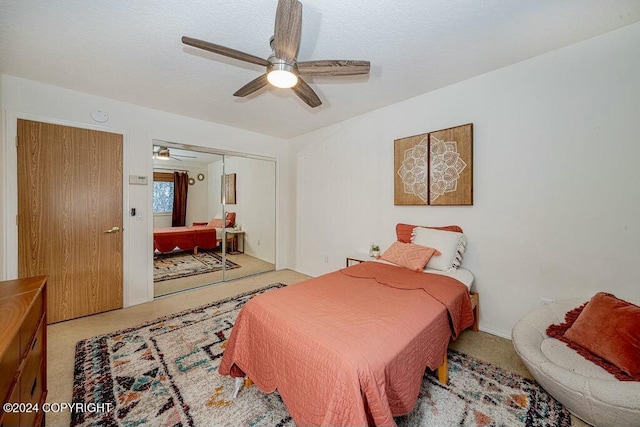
0;333;20;404
20;321;44;405
18;361;40;427
20;291;43;357
0;383;20;427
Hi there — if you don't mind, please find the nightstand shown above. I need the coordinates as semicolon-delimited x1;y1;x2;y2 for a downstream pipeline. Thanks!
225;229;245;254
346;252;376;267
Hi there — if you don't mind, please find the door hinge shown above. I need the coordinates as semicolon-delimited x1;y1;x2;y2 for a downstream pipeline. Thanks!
15;136;18;147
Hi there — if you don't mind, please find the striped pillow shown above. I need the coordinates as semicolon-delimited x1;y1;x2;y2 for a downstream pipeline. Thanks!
411;227;466;272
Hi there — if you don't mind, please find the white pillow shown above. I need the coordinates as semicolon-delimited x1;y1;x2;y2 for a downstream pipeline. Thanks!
411;227;466;272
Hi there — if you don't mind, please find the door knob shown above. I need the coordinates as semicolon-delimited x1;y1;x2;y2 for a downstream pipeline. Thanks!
103;226;121;234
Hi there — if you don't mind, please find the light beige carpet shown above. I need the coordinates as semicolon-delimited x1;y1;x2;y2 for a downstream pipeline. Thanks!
46;269;589;426
154;252;275;297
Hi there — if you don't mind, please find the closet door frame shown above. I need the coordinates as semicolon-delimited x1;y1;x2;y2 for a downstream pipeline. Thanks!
151;140;277;285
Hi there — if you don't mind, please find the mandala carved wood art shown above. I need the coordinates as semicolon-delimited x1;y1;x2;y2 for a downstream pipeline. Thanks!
394;123;473;206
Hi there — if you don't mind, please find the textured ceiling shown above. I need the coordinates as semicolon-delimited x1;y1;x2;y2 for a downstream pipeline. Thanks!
1;1;640;138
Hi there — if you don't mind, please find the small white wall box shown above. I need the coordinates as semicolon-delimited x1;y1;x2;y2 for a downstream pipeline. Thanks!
129;175;148;185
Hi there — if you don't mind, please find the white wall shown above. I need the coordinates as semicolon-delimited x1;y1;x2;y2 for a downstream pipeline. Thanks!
184;165;210;226
208;160;223;219
209;156;277;263
291;23;640;338
1;76;293;307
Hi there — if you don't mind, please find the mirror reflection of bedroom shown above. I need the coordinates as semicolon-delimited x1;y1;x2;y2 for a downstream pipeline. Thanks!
152;142;276;297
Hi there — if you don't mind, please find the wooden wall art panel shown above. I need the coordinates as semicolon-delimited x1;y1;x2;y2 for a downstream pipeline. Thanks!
429;123;473;205
394;133;429;205
394;123;473;206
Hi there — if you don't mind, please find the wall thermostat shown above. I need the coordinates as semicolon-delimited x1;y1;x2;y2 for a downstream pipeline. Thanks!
129;175;148;185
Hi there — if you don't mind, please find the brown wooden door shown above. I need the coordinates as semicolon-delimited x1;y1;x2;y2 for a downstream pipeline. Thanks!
17;119;123;323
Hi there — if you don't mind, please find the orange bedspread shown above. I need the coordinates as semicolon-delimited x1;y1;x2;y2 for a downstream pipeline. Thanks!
219;261;474;426
153;225;217;252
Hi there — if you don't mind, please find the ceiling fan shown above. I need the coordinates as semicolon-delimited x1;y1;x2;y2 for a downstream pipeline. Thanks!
181;0;370;108
152;146;197;161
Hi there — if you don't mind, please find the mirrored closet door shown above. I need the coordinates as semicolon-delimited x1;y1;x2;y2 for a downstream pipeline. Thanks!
152;141;275;297
219;154;276;281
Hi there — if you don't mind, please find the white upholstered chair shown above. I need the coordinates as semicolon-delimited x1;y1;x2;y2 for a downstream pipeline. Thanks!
512;299;640;427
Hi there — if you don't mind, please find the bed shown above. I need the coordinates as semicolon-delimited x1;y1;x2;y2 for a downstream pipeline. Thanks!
219;223;476;426
153;213;236;253
153;225;220;253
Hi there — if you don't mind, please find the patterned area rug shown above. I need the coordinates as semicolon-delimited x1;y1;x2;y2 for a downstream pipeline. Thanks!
153;250;240;282
395;352;570;427
72;284;570;427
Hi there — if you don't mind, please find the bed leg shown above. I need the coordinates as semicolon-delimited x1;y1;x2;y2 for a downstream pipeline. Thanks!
470;292;479;332
232;377;254;399
193;246;199;255
437;353;448;385
232;377;243;399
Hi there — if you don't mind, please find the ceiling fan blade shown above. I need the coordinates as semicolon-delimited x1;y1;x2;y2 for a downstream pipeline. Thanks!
274;0;302;63
182;36;269;67
297;60;371;76
291;78;321;108
234;74;269;97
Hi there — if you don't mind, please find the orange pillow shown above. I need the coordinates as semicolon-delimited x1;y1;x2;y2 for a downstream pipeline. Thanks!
564;292;640;379
380;242;441;272
207;213;236;228
396;223;463;243
225;212;236;227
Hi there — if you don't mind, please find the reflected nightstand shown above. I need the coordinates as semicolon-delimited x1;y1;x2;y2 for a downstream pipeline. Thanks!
225;229;245;254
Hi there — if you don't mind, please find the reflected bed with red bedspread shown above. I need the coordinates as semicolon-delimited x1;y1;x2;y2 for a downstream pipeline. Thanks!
219;261;474;426
153;225;219;253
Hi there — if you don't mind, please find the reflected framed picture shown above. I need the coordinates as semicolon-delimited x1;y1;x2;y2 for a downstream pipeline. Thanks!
222;173;236;204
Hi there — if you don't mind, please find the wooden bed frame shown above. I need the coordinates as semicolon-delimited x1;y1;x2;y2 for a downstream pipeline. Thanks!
233;291;479;398
438;291;479;383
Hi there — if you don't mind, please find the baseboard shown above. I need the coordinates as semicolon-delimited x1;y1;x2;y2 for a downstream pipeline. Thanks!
290;267;318;278
126;297;149;307
478;326;512;340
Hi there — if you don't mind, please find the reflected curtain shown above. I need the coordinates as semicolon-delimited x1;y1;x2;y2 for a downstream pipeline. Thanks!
172;172;189;226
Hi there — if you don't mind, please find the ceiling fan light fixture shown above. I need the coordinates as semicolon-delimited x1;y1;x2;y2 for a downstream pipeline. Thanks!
267;60;298;88
181;0;371;108
267;70;298;88
157;148;171;160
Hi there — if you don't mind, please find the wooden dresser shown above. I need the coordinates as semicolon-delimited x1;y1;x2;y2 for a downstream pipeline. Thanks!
0;276;47;427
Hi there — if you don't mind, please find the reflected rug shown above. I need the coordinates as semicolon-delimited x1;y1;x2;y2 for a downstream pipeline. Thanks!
153;250;240;282
72;284;570;427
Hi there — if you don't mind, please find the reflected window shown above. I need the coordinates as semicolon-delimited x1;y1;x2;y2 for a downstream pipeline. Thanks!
153;172;174;213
